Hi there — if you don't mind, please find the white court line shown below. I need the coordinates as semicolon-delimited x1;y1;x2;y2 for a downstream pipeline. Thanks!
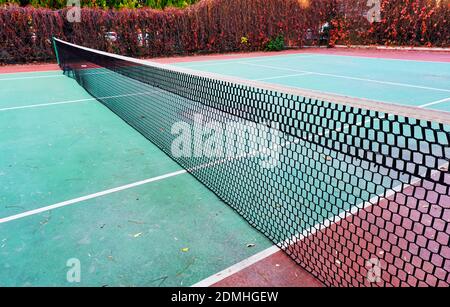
0;67;120;82
0;74;64;81
191;99;447;287
192;164;448;287
0;98;96;112
178;54;317;68
320;50;450;64
192;246;280;287
253;73;312;81
3;74;446;113
2;57;448;283
180;51;450;70
0;90;160;112
242;62;450;93
310;52;450;64
419;97;450;108
0;144;275;225
0;170;187;224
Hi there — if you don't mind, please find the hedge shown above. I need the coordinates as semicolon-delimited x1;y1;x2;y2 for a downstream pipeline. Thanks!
0;0;449;64
0;0;336;63
0;0;199;10
331;0;450;47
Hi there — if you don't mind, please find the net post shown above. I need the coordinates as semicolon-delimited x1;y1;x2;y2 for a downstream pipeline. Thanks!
52;37;60;66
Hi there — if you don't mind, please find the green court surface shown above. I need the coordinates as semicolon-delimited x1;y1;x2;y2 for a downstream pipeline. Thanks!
175;53;450;110
0;71;272;286
1;52;449;286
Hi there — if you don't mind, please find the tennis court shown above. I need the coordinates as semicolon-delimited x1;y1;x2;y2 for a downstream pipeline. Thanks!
0;43;449;287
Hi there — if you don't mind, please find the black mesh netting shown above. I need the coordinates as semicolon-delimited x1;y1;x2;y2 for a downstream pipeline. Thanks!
54;38;450;287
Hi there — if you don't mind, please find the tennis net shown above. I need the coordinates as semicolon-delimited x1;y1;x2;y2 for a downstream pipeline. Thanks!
53;38;450;287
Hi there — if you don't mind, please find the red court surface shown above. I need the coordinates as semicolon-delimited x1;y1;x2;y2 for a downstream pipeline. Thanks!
283;177;450;287
2;48;449;74
211;250;324;287
196;175;449;287
0;63;59;74
154;47;450;64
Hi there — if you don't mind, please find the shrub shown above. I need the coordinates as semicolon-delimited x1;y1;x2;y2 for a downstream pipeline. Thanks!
1;0;334;63
265;35;285;51
0;0;448;64
0;0;199;9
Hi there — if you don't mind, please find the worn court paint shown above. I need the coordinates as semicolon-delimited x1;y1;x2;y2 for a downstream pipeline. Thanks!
0;49;450;285
0;100;182;217
0;72;92;108
0;70;273;286
0;174;270;286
